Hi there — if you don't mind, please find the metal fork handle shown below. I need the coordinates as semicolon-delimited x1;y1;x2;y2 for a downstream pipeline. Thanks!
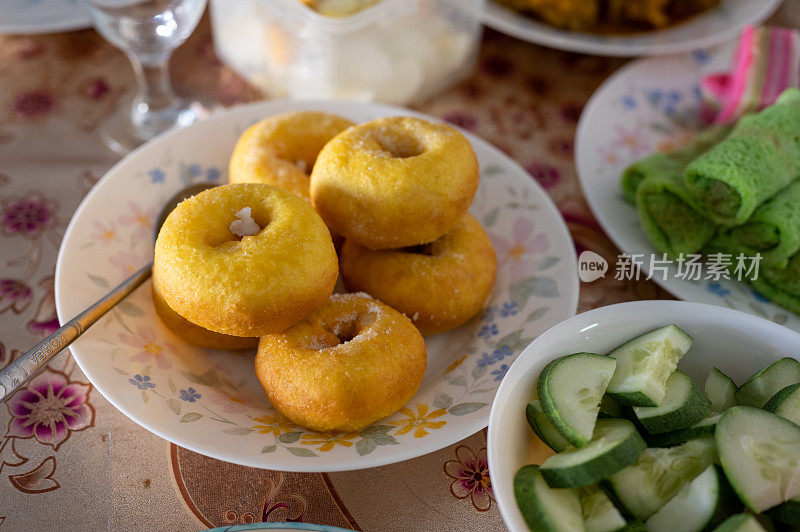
0;263;153;403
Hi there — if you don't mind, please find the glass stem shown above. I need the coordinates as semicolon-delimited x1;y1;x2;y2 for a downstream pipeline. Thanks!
130;52;176;113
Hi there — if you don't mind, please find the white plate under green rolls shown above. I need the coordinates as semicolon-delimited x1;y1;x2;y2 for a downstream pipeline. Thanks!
575;42;800;333
55;100;579;472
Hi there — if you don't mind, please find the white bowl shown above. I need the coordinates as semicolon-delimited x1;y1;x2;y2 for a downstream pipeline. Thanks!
487;300;800;531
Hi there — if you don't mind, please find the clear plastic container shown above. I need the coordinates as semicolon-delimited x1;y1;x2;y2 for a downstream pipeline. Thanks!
210;0;485;105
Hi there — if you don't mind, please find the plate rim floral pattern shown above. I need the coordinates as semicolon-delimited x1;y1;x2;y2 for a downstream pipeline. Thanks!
483;0;781;57
54;100;579;471
575;42;800;333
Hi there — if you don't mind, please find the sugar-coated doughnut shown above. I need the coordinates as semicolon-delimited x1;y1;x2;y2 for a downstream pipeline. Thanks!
228;111;354;200
310;116;479;249
340;214;496;335
153;183;338;337
255;293;427;432
151;282;258;351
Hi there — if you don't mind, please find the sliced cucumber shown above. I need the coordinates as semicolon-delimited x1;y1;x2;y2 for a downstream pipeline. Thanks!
599;395;623;419
606;437;717;521
763;382;800;427
633;370;711;434
526;399;570;452
605;325;693;407
716;406;800;513
735;357;800;408
766;493;800;527
645;464;740;532
705;367;738;413
645;414;720;448
712;514;767;532
619;522;646;531
540;418;646;488
514;464;585;531
765;496;800;528
538;352;617;447
579;485;627;532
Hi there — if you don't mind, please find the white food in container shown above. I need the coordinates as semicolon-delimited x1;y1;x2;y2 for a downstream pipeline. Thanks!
210;0;484;105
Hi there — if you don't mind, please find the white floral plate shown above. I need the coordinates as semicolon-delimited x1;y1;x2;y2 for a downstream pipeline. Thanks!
55;100;579;471
575;42;800;333
483;0;781;56
0;0;92;35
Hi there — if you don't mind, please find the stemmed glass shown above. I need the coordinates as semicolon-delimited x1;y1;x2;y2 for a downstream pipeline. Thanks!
81;0;209;154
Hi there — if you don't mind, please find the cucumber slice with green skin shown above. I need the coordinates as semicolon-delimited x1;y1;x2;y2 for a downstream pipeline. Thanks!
579;485;627;532
735;357;800;408
605;325;693;407
645;414;720;448
540;419;646;489
705;367;738;413
526;399;570;453
633;370;711;434
712;514;767;532
716;406;800;513
645;464;741;532
514;465;585;532
606;437;717;521
538;352;617;447
763;382;800;427
599;395;624;419
766;494;800;527
618;522;646;532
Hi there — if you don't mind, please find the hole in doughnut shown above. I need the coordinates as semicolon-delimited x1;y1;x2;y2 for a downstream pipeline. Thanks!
293;159;309;174
229;207;262;238
321;313;377;346
370;128;425;158
272;142;316;176
330;317;358;343
400;243;436;256
206;207;270;248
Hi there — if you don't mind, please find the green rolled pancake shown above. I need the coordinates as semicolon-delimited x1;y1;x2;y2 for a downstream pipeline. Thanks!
636;172;717;257
710;180;800;269
706;238;800;315
752;253;800;314
684;88;800;225
761;253;800;298
621;124;732;204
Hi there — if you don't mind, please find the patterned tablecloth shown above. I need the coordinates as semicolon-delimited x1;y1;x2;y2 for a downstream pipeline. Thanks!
0;4;796;530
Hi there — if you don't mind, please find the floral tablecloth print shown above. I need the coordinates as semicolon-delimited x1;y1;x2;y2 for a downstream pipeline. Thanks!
1;4;796;530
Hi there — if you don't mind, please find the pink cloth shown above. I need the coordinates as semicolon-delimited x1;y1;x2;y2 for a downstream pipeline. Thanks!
701;25;800;123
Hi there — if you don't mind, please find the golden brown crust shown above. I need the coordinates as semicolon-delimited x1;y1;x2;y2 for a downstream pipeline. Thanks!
153;183;338;337
150;281;258;351
228;111;354;200
310;116;479;249
340;214;497;335
255;293;427;432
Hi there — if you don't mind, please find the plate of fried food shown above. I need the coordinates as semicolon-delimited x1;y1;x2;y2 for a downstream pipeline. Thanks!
55;100;579;471
483;0;782;56
576;34;800;333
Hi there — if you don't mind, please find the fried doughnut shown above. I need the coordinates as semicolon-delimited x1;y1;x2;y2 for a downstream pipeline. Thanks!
153;183;338;337
151;282;258;351
340;214;496;335
256;293;427;432
228;111;354;200
310;116;479;249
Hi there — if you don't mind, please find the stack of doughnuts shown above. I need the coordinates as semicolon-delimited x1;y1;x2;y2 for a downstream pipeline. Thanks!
152;110;496;433
311;115;497;335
